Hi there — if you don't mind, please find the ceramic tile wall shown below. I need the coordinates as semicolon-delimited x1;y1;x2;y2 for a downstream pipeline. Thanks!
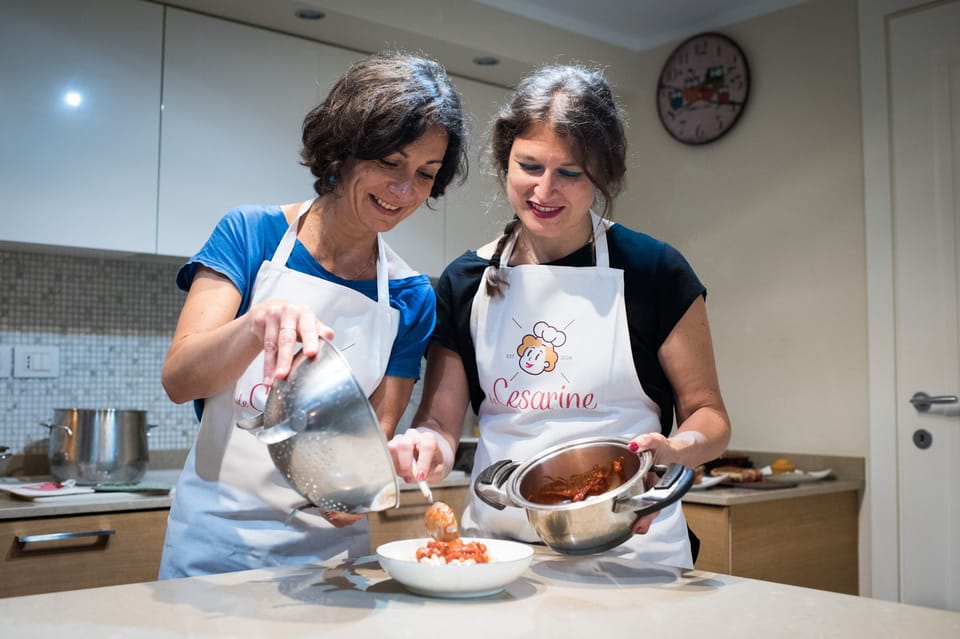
0;248;196;453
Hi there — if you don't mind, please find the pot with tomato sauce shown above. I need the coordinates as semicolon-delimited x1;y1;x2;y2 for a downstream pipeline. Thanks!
474;436;694;555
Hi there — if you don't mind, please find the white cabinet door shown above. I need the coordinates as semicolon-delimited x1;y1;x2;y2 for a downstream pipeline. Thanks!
442;77;513;263
0;0;162;253
384;77;511;277
157;9;360;258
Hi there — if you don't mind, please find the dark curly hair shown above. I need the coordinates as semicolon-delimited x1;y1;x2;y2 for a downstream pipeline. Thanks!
300;51;468;199
486;64;627;296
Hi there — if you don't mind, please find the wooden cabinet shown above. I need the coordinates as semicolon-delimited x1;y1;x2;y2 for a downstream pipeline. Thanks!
0;509;169;598
0;0;163;254
369;485;469;550
683;490;859;595
157;9;360;257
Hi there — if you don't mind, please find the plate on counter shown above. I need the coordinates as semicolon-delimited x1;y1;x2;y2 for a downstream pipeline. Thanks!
767;469;832;483
690;473;728;490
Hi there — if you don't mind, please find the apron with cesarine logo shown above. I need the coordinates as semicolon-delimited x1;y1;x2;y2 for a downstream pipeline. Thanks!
461;212;692;568
159;199;399;579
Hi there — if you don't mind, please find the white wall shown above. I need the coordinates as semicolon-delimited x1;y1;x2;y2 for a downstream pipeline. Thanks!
617;0;867;458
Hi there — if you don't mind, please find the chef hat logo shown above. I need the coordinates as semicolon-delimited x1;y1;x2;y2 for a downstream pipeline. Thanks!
516;321;566;375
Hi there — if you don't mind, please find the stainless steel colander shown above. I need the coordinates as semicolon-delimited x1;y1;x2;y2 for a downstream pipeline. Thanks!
236;339;399;513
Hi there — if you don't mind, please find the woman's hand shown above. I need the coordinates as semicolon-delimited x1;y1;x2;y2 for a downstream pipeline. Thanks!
246;301;334;386
319;510;364;528
388;427;453;484
631;469;663;535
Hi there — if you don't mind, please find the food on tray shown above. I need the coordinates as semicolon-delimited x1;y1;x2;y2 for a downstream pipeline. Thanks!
418;501;490;564
769;457;796;474
694;465;705;484
526;456;630;504
710;466;763;482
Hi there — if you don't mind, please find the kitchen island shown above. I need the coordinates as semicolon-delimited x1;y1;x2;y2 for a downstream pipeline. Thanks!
0;546;956;638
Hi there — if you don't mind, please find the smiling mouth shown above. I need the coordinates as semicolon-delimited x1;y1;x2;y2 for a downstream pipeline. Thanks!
528;201;563;217
372;194;402;212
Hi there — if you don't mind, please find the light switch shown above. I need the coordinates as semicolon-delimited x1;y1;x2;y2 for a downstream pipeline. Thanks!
13;346;60;378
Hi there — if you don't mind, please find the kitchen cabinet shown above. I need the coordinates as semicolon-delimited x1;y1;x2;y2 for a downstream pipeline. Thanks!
157;9;360;258
385;77;512;276
0;0;163;254
0;509;168;598
683;488;860;595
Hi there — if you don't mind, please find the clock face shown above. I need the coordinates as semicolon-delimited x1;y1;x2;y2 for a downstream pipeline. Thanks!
656;32;750;145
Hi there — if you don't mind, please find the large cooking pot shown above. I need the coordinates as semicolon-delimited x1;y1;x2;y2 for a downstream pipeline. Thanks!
236;339;399;514
474;436;695;555
40;408;155;485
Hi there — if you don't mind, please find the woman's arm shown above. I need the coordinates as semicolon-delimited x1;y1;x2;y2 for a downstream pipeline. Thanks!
388;344;470;482
369;375;415;440
161;267;332;404
631;295;731;468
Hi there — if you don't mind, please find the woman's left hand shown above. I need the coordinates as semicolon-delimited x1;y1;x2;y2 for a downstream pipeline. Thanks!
627;432;677;466
626;433;678;535
320;510;364;528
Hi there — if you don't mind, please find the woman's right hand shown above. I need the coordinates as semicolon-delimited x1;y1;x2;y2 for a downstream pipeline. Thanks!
387;427;452;484
247;301;334;386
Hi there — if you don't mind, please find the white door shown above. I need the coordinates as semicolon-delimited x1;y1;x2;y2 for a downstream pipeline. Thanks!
889;0;960;611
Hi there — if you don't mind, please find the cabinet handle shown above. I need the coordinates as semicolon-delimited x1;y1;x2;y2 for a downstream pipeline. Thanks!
16;529;116;551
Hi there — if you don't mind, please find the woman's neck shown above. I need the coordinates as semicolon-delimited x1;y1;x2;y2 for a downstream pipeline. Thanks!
300;198;379;279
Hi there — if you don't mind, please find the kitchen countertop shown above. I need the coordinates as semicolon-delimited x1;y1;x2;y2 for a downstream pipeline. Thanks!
0;466;860;517
0;469;472;520
0;546;956;638
682;478;863;505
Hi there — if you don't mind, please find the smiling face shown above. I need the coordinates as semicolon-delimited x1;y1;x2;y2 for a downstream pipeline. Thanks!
506;122;597;257
338;125;449;234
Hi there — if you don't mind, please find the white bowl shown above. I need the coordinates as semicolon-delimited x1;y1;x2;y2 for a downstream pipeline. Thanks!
376;537;534;598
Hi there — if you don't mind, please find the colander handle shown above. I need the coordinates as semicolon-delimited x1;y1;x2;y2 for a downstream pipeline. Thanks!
473;459;521;511
613;463;696;517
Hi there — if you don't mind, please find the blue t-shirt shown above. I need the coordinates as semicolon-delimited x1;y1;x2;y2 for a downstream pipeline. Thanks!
178;205;436;415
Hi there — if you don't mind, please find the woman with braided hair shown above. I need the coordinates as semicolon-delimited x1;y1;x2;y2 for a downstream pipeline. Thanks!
389;63;730;569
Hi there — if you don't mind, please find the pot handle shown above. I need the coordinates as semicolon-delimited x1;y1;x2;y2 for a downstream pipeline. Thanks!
612;463;696;517
235;411;305;445
473;459;521;511
38;422;73;436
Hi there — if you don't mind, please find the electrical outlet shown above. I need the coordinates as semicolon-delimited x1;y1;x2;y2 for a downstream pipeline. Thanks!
0;345;11;378
13;346;60;378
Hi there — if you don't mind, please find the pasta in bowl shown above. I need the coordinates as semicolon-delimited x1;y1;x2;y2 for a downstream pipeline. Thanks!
376;537;534;598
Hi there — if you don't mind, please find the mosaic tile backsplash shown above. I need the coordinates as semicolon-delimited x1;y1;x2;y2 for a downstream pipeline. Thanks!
0;248;197;454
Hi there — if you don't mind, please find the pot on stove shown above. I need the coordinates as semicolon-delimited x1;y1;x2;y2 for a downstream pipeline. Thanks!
474;436;695;555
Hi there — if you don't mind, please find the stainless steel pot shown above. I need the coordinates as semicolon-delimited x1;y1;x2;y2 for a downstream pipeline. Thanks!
40;408;155;485
474;436;695;555
236;339;399;514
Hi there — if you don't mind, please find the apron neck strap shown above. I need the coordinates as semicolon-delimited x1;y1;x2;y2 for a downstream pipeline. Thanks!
273;198;390;307
499;211;611;268
271;199;314;266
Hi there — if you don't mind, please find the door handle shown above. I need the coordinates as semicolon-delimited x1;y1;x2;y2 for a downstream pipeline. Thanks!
910;391;959;412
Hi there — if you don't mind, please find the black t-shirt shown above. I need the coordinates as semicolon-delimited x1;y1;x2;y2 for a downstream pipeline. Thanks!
432;223;706;436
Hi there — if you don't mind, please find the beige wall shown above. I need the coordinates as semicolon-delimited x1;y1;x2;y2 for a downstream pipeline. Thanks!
615;0;867;457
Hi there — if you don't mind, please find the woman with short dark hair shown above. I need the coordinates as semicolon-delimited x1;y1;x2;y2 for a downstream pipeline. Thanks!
159;51;467;578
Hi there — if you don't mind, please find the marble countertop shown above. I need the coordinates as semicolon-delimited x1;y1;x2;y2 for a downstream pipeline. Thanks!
0;546;956;638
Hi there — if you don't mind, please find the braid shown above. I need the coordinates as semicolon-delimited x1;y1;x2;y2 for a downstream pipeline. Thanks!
484;218;521;298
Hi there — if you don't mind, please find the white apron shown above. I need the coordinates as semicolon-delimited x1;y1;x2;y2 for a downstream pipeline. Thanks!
159;200;400;578
461;212;692;569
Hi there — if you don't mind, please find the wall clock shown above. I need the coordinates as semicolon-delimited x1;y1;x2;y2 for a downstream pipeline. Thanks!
656;32;750;145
